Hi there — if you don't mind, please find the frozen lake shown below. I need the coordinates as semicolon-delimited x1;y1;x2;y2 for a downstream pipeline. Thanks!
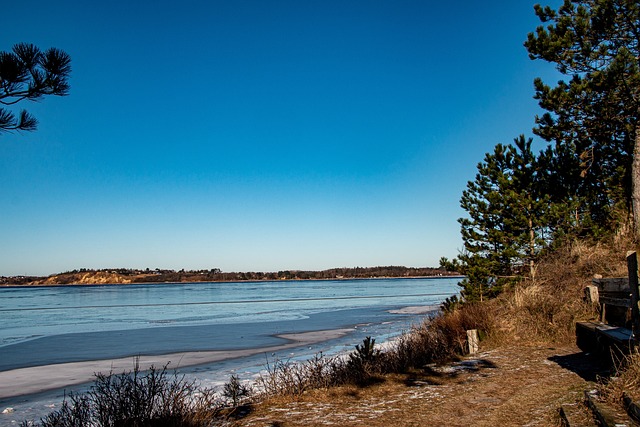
0;277;459;424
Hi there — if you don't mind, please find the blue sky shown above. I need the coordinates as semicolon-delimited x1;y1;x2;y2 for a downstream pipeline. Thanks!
0;1;561;276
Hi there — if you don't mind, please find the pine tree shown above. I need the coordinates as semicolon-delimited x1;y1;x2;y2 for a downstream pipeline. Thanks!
0;43;71;133
525;0;640;237
458;136;558;301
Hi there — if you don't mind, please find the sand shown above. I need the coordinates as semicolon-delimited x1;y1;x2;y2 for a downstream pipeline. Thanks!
0;328;353;399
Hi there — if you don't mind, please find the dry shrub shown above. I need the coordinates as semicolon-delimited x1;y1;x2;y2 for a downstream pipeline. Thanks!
380;303;496;373
497;281;585;344
257;342;391;396
22;364;225;427
256;353;348;396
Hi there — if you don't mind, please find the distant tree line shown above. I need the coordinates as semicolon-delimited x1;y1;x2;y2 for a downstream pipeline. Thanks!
441;0;640;302
134;266;455;283
0;266;458;286
0;275;42;285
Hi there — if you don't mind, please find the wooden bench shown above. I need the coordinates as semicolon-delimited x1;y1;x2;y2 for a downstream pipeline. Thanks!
575;251;639;360
591;277;633;327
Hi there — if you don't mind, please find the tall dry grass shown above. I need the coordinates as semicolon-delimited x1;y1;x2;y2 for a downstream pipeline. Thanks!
599;351;640;405
388;303;496;370
490;236;632;344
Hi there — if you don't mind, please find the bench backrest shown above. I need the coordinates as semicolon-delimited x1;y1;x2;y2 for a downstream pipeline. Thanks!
591;251;640;330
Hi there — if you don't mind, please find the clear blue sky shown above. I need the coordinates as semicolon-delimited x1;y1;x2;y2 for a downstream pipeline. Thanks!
0;1;561;276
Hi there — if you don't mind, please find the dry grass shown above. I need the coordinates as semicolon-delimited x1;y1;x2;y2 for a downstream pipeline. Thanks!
391;303;496;367
232;345;594;427
489;236;633;345
599;351;640;405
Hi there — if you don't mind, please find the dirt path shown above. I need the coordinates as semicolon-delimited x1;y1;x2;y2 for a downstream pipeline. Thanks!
231;345;607;427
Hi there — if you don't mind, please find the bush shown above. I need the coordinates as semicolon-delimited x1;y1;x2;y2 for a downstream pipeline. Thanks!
345;336;381;384
222;375;252;407
382;302;495;372
21;362;223;427
256;352;351;396
441;295;461;313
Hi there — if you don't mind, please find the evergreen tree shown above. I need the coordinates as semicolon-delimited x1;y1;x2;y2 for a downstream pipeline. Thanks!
458;136;558;301
0;43;71;133
525;0;640;237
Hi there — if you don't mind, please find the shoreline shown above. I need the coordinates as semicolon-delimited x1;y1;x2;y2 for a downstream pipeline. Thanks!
0;328;353;400
0;276;464;288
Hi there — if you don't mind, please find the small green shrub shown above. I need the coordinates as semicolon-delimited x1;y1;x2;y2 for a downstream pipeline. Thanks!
440;295;461;313
223;375;252;407
352;336;379;363
346;336;382;385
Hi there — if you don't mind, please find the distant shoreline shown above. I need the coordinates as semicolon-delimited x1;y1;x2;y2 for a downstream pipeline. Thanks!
0;274;464;288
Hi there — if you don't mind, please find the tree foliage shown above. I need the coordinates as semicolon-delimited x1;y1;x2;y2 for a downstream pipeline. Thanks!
0;43;71;133
457;136;560;301
525;0;640;235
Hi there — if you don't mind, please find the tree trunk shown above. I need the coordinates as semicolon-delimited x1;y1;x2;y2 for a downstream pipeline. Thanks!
633;123;640;242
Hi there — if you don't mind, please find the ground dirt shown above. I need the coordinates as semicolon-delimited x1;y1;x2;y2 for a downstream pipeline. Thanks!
230;344;610;427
